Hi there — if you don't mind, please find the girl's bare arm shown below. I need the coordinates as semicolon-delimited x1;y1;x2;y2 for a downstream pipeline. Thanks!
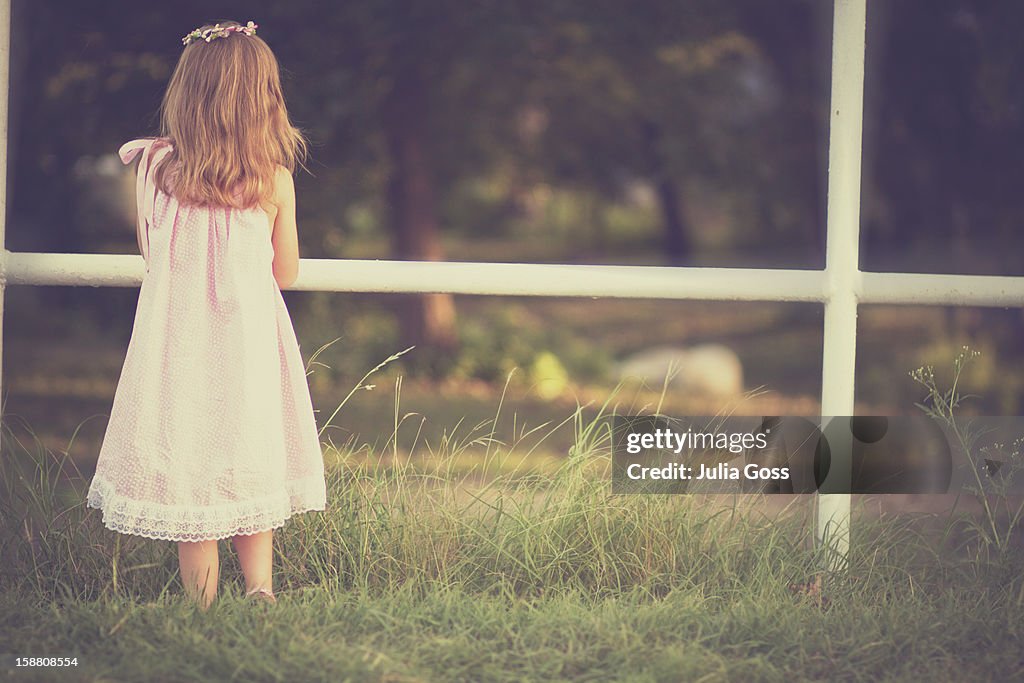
269;166;299;289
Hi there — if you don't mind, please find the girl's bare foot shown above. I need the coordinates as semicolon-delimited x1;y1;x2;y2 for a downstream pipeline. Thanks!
246;587;277;605
232;530;275;601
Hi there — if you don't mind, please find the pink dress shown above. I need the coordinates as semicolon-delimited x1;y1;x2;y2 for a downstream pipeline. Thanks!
87;138;327;542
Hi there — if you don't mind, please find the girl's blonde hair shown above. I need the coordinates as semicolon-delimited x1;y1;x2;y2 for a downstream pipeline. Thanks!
155;20;307;208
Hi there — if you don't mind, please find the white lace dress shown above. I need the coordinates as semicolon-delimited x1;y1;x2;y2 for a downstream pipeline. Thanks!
86;138;327;541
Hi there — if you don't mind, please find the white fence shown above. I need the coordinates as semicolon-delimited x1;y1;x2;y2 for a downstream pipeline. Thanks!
2;0;1024;568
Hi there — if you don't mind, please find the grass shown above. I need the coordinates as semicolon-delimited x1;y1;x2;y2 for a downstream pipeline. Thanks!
2;372;1024;682
3;570;1021;683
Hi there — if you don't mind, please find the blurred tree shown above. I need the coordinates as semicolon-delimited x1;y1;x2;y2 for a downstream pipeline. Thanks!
736;0;831;262
262;0;530;368
862;0;1024;277
524;1;786;264
9;0;174;253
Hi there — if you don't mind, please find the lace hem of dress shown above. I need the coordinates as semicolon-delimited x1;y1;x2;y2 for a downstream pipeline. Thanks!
85;474;327;542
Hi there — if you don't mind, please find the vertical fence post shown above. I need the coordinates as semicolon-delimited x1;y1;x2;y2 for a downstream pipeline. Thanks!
0;0;10;453
818;0;867;570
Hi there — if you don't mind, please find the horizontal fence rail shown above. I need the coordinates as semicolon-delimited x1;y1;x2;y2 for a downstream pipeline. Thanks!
4;251;1024;306
858;271;1024;307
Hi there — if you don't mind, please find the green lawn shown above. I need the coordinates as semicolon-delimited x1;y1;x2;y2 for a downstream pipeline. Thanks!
2;410;1023;683
4;569;1021;683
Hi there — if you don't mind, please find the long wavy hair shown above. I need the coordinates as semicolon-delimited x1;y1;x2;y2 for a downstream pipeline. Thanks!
154;20;307;208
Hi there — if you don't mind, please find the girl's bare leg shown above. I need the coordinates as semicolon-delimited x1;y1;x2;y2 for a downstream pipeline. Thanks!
177;540;219;609
231;530;274;597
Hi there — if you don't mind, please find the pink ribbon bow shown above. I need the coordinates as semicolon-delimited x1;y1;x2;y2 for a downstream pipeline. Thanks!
119;138;172;271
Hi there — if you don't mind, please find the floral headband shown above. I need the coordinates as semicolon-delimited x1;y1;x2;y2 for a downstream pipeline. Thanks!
182;21;258;47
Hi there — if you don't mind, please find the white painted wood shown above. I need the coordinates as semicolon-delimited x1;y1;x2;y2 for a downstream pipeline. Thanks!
3;252;827;301
818;0;867;570
6;252;1024;306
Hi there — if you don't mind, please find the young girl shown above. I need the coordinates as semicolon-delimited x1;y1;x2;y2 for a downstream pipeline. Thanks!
86;20;326;609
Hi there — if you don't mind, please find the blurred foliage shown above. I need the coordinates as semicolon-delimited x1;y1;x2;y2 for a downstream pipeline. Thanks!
11;0;1024;273
291;295;613;389
448;304;613;385
6;0;1024;396
862;1;1024;276
9;0;830;259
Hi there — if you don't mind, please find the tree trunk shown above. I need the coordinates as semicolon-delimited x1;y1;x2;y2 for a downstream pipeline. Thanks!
641;119;691;264
382;60;459;361
655;176;689;264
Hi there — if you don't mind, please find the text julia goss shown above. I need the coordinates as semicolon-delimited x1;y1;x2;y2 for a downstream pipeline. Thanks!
625;428;768;455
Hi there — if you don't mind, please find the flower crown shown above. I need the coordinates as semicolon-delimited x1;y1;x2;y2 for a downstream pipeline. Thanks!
182;21;258;47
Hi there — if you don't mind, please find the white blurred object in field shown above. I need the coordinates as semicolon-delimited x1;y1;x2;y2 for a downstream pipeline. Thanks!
616;344;744;397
